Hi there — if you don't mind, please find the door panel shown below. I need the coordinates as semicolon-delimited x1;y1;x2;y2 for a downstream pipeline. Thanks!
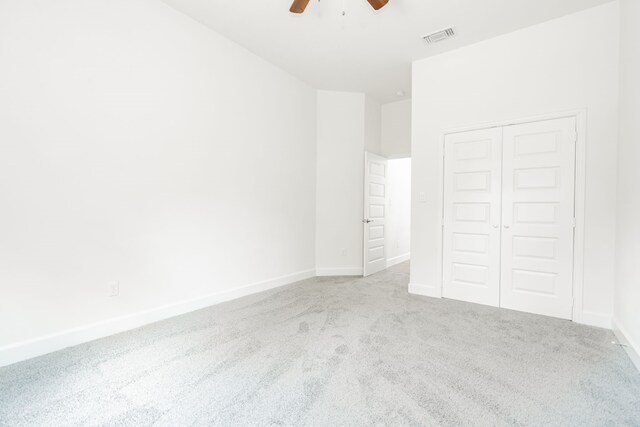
443;128;502;307
500;118;576;319
363;152;388;277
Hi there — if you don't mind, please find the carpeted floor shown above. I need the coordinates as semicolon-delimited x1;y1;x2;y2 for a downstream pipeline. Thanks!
1;262;639;426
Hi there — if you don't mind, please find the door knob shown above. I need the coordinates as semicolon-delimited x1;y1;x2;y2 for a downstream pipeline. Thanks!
363;219;373;224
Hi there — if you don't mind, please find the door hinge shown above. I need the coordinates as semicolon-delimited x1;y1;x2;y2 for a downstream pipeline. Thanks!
572;217;577;228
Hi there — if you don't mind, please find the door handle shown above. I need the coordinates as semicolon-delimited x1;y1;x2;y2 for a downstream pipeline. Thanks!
504;225;511;229
492;224;499;229
363;219;373;224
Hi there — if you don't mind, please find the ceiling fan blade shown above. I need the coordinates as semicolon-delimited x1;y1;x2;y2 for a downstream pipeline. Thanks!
290;0;311;13
366;0;389;10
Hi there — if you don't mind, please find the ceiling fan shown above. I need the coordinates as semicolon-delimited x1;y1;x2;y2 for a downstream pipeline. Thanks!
290;0;389;14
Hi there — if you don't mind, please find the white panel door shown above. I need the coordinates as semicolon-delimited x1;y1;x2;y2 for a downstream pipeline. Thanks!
500;118;576;319
363;152;388;277
442;128;503;306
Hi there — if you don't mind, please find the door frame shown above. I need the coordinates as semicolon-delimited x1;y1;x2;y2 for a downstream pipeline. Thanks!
436;109;587;324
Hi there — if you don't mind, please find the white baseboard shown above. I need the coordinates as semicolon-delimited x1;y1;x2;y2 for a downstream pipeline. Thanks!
612;318;640;373
577;311;612;329
315;267;363;277
386;253;410;268
0;268;316;368
408;283;442;298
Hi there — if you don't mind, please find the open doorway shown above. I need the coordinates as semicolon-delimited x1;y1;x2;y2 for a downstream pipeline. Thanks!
363;153;411;276
386;157;411;269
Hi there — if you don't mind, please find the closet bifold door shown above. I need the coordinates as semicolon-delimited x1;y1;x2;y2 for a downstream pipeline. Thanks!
442;128;503;307
500;118;577;319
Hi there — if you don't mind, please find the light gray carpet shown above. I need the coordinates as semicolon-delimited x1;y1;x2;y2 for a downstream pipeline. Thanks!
1;262;639;426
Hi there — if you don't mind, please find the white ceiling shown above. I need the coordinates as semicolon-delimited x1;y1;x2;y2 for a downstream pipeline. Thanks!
161;0;613;103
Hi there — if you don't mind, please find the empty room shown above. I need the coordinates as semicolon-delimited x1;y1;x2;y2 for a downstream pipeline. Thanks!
1;0;639;425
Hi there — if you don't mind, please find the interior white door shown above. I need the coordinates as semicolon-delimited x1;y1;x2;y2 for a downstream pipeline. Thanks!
363;152;388;277
442;128;503;306
500;118;576;319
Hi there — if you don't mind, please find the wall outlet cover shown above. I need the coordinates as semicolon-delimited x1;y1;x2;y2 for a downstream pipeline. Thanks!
108;281;120;297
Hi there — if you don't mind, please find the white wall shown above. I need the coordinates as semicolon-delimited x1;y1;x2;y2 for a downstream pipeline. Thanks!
382;99;411;158
386;159;411;266
614;0;640;363
410;2;620;327
0;0;317;363
365;96;382;155
316;91;366;275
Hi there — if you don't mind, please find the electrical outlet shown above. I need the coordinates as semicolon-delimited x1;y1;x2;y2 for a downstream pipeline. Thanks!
108;281;119;297
340;248;347;257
